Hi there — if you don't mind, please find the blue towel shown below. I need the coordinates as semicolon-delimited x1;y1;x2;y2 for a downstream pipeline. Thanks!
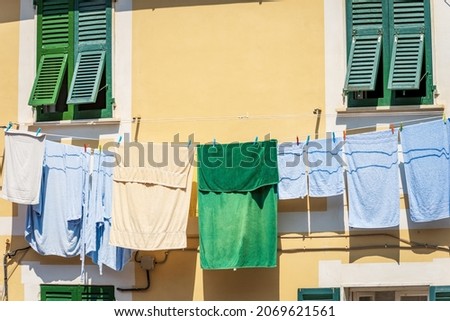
87;151;132;273
400;120;450;222
25;141;87;257
277;142;307;199
307;138;344;197
344;130;400;228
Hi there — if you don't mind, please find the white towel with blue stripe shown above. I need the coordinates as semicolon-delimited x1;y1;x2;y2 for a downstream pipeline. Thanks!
277;142;307;200
344;130;400;228
400;120;450;222
307;138;344;197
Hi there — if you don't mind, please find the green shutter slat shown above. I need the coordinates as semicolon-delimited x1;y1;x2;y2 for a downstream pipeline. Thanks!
344;35;382;91
81;285;115;301
40;285;78;301
430;286;450;301
77;0;107;44
388;34;424;90
41;0;69;48
394;1;425;28
298;288;340;301
29;53;68;106
67;51;106;104
351;0;383;32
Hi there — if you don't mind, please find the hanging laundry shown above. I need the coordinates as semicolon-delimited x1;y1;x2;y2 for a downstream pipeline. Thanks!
198;140;279;270
110;143;194;250
277;142;307;199
307;137;344;197
400;120;450;222
1;130;46;205
344;130;400;228
25;141;88;257
86;150;131;274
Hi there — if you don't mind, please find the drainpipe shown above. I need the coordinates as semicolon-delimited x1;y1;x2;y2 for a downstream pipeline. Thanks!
2;246;30;301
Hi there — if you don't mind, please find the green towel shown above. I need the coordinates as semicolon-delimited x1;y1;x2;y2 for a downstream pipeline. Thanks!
198;140;278;270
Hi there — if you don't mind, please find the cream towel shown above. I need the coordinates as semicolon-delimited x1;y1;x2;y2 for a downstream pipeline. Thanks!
1;130;45;205
110;143;194;250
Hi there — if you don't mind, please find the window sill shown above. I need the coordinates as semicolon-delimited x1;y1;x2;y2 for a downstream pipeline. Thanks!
336;105;444;117
28;118;121;127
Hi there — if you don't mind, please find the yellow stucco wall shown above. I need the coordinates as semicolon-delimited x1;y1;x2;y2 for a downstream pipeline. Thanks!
0;0;19;217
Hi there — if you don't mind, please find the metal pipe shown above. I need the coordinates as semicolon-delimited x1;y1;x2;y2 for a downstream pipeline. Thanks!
2;246;30;301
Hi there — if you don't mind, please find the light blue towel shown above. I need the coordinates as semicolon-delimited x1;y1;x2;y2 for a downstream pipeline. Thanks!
344;130;400;228
307;138;344;197
277;142;307;199
25;141;87;257
87;151;132;273
400;120;450;222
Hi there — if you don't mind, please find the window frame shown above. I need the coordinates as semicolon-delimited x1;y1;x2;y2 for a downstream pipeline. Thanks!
345;0;434;108
32;0;113;122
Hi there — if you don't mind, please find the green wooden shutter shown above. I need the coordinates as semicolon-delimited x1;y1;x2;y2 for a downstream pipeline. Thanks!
29;53;68;106
40;284;79;301
41;284;115;301
429;286;450;301
344;0;383;91
297;288;340;301
67;51;105;104
388;0;425;90
67;0;108;105
29;0;70;107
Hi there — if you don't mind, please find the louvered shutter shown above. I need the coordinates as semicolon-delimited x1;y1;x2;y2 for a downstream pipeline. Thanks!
429;286;450;301
297;288;340;301
29;0;70;106
40;285;78;301
67;0;108;104
344;0;383;91
80;285;115;301
388;0;425;90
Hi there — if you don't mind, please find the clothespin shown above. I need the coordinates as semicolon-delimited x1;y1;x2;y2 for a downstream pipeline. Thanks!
400;123;403;132
254;136;258;145
305;135;310;146
4;122;12;132
343;130;347;141
443;112;447;124
35;128;41;136
390;124;395;134
213;138;216;147
84;144;87;153
187;139;192;147
98;144;102;152
117;135;123;145
296;136;299;146
332;132;336;144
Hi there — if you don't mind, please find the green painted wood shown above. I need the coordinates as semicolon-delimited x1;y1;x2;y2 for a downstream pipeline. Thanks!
345;35;382;91
29;53;68;106
67;50;106;104
388;33;424;90
429;286;450;301
77;0;107;45
40;0;70;50
40;284;115;301
297;288;340;301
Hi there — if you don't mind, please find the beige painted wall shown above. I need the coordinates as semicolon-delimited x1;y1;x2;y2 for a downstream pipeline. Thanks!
0;0;19;217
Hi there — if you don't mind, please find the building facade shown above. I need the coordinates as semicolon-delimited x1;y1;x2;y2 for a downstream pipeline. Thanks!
1;0;450;301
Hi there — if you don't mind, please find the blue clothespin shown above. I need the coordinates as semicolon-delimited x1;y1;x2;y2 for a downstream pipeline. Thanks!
254;136;258;145
117;135;123;145
4;122;12;132
332;132;336;144
213;138;216;147
305;135;310;146
187;139;192;147
35;128;41;136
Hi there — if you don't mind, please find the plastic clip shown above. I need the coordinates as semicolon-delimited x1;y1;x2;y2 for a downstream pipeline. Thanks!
35;128;41;136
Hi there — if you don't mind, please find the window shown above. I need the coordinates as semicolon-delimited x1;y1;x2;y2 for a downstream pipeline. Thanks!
429;286;450;301
40;284;115;301
350;286;430;301
297;288;341;301
29;0;113;122
344;0;434;107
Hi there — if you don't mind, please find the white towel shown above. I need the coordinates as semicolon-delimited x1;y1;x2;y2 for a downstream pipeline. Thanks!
1;130;46;205
110;143;194;250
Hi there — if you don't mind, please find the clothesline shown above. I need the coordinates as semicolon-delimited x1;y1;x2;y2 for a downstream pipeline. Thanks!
2;114;443;143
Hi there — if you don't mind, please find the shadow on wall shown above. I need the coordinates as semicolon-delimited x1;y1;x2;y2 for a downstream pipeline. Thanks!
0;1;20;24
203;264;279;300
348;229;400;264
132;0;272;11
